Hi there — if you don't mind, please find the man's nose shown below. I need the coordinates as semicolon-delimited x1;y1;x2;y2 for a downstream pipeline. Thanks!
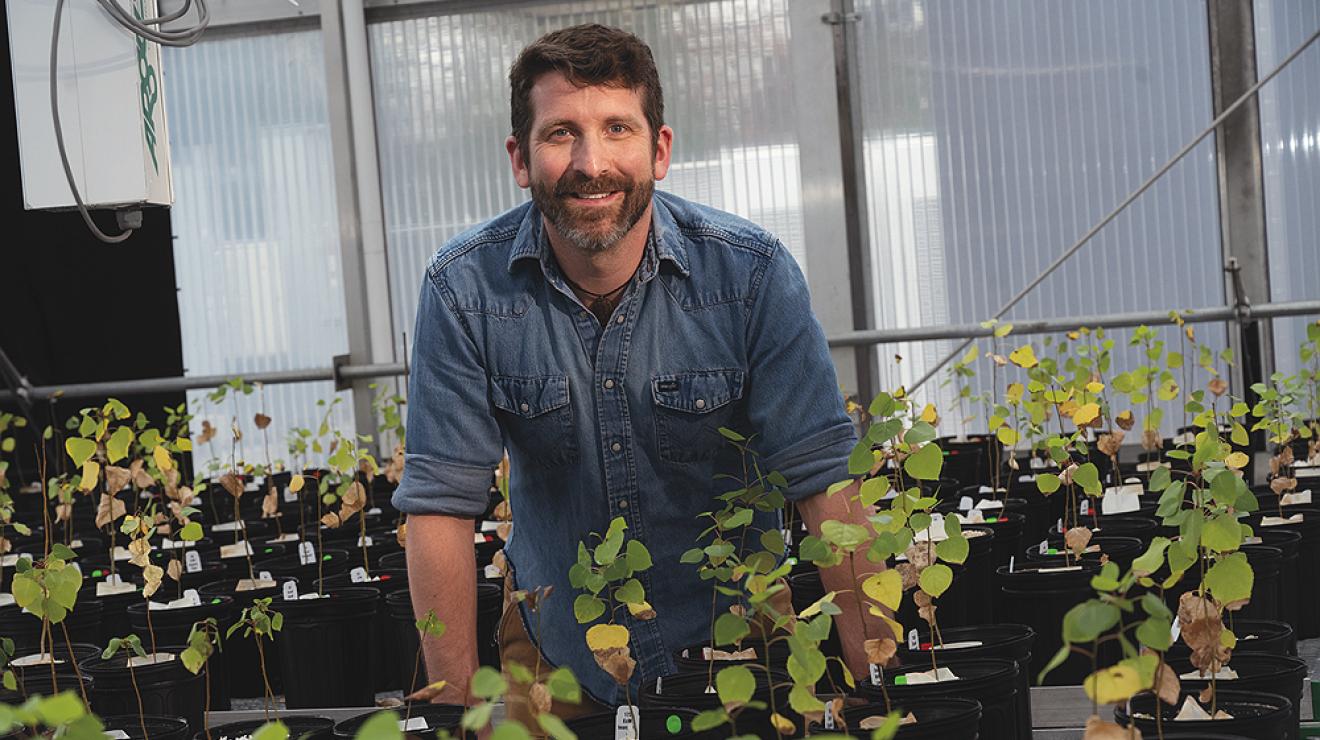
571;133;608;177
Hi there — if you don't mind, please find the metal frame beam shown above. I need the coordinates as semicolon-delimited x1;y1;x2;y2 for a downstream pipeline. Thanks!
8;302;1316;404
1208;0;1274;406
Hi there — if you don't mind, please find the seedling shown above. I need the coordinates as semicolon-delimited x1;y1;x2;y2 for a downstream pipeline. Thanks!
180;617;220;740
102;634;150;739
227;597;284;720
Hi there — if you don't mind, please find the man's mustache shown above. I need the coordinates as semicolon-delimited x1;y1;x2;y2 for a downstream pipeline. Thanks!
553;173;632;197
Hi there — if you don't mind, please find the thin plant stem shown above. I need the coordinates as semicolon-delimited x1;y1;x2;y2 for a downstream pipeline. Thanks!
127;661;149;740
59;621;89;707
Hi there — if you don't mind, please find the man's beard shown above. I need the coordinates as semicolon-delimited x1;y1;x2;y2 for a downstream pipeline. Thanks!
531;169;653;254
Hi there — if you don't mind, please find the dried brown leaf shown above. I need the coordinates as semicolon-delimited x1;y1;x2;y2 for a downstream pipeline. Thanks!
529;681;552;715
142;564;164;598
864;637;897;666
1154;661;1180;706
1115;411;1136;431
218;472;244;499
904;543;934;569
496;522;512;541
55;503;72;523
1065;526;1094;556
253;413;271;430
104;465;132;494
167;558;182;582
129;459;154;490
1083;715;1141;739
896;562;919;591
913;590;937;626
321;512;341;529
1270;476;1298;495
95;494;126;529
593;645;635;686
1142;430;1162;452
128;537;151;568
262;486;279;518
1207;377;1228;397
403;680;449;704
396;522;407;549
493;498;512;522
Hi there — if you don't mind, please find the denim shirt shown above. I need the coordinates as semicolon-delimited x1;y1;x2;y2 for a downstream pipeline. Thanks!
393;191;856;705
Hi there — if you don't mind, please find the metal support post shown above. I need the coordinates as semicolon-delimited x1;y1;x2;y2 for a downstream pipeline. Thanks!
1208;0;1275;412
320;0;395;444
827;0;880;402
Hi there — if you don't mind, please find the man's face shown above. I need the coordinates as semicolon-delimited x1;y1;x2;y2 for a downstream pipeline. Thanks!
507;71;673;254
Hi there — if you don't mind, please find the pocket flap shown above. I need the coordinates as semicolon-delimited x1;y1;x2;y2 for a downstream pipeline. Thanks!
491;375;570;418
651;370;744;414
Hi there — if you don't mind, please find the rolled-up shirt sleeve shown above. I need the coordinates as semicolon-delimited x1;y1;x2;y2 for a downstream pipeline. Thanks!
392;270;502;517
744;245;858;502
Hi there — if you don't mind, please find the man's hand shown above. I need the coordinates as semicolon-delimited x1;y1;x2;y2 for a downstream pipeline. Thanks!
794;481;895;681
406;513;482;705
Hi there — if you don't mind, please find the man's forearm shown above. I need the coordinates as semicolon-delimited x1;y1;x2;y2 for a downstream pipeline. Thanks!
407;513;480;703
794;482;893;679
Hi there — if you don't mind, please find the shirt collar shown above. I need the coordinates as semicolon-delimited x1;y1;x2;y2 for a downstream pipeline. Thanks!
506;194;691;278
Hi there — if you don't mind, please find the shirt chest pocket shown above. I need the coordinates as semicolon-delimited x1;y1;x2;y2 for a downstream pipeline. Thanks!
651;369;746;463
491;374;578;468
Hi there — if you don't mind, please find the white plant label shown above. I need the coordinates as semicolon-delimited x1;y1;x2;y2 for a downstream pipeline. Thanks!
299;541;316;565
654;677;662;696
1038;539;1049;555
259;571;273;582
959;496;974;511
480;521;501;532
1056;518;1063;533
1008;556;1015;572
282;580;299;601
212;521;245;533
483;564;502;580
184;589;201;607
615;705;641;739
284;487;298;503
1170;615;1181;642
1079;499;1089;516
908;628;920;650
868;663;883;686
350;567;368;583
823;706;836;730
358;536;374;548
1030;457;1047;470
184;550;202;573
398;717;428;732
1019;474;1035;483
106;731;130;739
1102;484;1143;515
106;572;123;586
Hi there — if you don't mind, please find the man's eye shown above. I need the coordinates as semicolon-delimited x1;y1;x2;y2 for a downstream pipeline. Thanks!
550;128;572;139
608;124;629;135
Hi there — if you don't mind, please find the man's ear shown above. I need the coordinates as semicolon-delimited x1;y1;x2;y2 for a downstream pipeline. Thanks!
652;124;674;182
507;135;531;188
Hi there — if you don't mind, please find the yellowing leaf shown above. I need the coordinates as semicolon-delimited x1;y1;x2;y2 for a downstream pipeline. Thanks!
862;570;903;611
919;404;938;424
996;426;1019;446
993;322;1014;338
79;461;100;492
1224;452;1249;470
1009;345;1038;369
1085;381;1105;394
153;445;173;472
289;474;305;493
585;624;630;651
1072;403;1101;427
1083;664;1144;705
1005;383;1024;403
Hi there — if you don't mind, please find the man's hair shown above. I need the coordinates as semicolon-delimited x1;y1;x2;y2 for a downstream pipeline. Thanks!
509;24;664;157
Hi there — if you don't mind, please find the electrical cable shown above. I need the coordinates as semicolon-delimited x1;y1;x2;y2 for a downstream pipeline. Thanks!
903;24;1320;397
48;0;209;244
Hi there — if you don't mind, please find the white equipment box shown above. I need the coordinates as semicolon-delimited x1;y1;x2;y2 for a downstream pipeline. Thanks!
6;0;173;210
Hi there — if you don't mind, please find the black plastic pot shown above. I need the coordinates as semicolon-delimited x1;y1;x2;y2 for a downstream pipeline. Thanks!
829;698;982;739
0;671;91;704
859;658;1020;740
1169;653;1307;740
76;577;142;645
81;646;208;732
217;542;286;582
1023;535;1144;570
204;715;334;740
1252;529;1301;631
332;705;465;739
275;586;379;708
1166;618;1296;661
253;548;351;585
318;568;408;693
640;667;793;738
1115;689;1293;740
197;577;296;697
0;598;104;652
1066;514;1159;548
895;624;1033;740
127;596;235;710
995;561;1100;685
565;707;705;739
1245;507;1320;638
10;642;99;683
1237;544;1283;623
102;715;191;740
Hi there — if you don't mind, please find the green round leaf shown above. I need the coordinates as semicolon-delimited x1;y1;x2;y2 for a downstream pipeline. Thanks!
918;563;953;599
715;664;755;708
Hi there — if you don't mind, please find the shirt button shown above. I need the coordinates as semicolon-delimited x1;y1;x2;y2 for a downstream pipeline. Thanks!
519;402;530;413
615;314;625;324
618;500;629;510
695;398;706;409
603;379;615;390
611;442;622;453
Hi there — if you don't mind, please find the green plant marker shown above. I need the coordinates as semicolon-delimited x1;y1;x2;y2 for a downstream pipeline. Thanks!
895;675;908;685
666;715;681;734
986;516;998;523
1047;548;1059;555
211;598;222;605
264;548;273;554
92;569;103;578
323;554;332;561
